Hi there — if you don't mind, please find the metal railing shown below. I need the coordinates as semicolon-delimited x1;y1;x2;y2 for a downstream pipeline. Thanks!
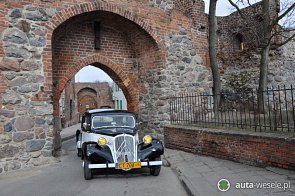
169;85;295;132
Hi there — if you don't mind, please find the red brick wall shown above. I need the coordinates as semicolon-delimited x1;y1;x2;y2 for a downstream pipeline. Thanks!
63;82;113;126
76;83;113;111
64;80;76;125
164;125;295;170
78;95;97;112
53;19;136;75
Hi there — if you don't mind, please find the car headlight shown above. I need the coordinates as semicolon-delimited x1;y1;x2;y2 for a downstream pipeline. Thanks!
98;137;107;146
143;135;152;145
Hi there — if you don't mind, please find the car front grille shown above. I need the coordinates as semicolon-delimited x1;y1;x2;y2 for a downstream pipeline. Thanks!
114;134;135;163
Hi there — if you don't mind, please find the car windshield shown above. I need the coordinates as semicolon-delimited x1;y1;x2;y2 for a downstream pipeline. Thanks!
92;114;135;129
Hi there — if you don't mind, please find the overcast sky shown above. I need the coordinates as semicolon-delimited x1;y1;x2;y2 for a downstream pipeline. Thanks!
204;0;262;16
204;0;235;16
75;65;113;83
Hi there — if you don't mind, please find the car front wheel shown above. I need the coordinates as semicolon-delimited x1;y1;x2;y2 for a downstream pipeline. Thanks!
150;156;161;176
84;160;92;180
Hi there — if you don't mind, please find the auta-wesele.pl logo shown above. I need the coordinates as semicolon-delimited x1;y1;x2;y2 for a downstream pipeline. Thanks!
217;178;231;192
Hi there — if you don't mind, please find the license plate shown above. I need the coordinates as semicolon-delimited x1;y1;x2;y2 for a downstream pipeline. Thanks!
116;162;141;169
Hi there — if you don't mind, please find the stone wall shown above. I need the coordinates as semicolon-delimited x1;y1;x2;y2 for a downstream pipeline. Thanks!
140;27;211;139
164;125;295;170
219;30;295;91
216;0;295;90
216;0;279;67
267;30;295;87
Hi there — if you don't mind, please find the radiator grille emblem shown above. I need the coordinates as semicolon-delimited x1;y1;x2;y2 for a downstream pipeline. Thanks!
115;134;135;163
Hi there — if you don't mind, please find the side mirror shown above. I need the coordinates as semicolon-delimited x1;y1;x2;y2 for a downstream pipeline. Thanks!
83;122;90;130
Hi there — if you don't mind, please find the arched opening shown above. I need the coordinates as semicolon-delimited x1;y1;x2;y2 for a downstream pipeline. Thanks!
53;58;138;118
58;64;130;127
77;88;98;113
233;33;244;51
49;7;163;140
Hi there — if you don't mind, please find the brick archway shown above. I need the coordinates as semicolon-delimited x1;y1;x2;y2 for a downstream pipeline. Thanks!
77;87;98;113
45;2;163;45
78;95;97;113
41;1;164;114
53;54;138;116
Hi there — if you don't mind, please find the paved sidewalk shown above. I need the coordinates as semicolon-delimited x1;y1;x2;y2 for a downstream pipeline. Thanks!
60;124;80;142
164;149;295;196
61;124;295;196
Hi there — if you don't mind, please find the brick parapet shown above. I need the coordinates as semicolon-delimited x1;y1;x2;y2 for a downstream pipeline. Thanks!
164;125;295;170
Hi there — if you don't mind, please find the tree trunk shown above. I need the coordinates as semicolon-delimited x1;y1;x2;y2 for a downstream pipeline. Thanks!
257;44;270;113
208;0;221;116
257;0;271;113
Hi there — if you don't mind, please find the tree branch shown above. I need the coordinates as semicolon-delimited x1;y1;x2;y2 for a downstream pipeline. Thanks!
275;2;295;24
228;0;246;19
247;0;252;6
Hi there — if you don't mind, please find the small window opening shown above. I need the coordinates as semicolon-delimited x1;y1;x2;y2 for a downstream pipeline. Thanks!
94;22;101;49
234;33;244;51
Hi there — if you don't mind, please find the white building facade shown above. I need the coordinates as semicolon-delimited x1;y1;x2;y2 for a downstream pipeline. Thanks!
112;83;127;110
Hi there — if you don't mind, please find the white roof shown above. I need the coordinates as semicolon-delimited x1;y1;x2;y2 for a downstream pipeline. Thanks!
87;108;114;114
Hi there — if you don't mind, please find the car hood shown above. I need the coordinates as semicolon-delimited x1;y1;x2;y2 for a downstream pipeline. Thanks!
93;127;137;136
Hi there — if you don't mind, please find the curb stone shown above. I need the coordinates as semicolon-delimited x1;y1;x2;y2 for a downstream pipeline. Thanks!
163;155;197;196
266;167;295;180
179;174;200;196
61;134;76;142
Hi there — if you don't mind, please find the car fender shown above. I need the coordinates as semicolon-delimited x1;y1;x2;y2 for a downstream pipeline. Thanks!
137;139;164;161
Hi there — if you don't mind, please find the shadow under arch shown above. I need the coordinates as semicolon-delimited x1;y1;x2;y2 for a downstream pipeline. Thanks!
53;54;138;117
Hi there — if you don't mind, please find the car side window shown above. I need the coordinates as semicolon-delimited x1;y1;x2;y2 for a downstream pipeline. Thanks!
81;116;85;131
81;115;91;132
85;116;91;131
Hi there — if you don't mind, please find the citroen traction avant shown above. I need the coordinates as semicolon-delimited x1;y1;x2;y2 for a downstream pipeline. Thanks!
76;109;164;180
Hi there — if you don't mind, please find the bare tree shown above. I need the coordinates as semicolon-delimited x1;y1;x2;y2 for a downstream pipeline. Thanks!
209;0;221;115
228;0;295;112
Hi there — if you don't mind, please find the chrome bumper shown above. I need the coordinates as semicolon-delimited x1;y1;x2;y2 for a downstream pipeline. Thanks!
83;161;163;169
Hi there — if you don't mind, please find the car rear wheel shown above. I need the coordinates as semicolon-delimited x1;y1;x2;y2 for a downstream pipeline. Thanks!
150;156;161;176
84;160;92;180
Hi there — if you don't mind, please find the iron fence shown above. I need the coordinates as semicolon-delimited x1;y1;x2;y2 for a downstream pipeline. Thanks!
169;85;295;132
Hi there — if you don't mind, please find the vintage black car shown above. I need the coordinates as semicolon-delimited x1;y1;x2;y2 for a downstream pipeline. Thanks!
76;109;164;180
